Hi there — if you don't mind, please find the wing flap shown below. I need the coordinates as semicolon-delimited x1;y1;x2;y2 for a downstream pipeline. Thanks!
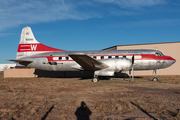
69;53;108;71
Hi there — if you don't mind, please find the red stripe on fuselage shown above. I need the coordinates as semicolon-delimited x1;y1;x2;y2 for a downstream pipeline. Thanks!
17;43;66;52
30;54;176;62
140;54;176;61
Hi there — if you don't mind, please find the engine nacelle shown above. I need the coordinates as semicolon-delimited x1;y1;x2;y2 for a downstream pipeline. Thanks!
100;57;132;72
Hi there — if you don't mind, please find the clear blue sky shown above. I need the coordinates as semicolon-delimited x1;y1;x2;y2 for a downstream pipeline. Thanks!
0;0;180;63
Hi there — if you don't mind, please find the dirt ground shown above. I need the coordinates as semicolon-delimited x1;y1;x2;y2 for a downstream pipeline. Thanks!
0;72;180;120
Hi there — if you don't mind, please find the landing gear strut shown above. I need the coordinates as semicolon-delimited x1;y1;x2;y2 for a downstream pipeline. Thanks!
152;69;158;81
92;75;99;82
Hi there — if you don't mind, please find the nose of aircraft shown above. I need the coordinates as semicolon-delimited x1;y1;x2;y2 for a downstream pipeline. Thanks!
161;56;176;69
171;57;176;63
168;56;176;66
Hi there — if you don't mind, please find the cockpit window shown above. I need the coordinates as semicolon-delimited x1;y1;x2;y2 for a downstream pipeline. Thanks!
155;52;164;56
160;52;164;56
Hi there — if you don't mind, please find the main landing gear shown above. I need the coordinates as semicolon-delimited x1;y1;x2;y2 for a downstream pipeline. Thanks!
152;69;158;81
92;75;99;83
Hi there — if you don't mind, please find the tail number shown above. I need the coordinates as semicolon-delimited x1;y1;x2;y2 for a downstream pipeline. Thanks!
31;45;37;51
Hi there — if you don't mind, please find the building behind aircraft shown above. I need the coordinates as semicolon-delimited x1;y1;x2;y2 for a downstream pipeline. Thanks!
0;64;16;71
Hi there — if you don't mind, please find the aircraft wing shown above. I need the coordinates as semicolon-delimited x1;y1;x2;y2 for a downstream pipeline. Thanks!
69;53;108;71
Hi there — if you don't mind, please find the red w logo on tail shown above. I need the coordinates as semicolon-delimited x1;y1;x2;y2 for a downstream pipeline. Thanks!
30;45;37;51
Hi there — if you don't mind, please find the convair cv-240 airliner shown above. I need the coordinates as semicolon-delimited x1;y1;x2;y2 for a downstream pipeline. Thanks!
9;26;176;82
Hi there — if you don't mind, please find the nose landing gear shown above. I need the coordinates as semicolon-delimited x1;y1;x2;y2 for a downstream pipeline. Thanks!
152;69;158;81
152;77;158;81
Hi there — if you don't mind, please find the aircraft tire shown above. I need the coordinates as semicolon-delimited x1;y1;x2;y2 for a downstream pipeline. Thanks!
92;77;99;83
152;77;158;81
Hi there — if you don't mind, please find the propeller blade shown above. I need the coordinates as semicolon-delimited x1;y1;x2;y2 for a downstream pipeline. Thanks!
131;55;135;81
132;55;134;65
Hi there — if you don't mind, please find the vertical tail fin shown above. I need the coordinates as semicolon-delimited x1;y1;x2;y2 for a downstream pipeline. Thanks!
16;26;65;59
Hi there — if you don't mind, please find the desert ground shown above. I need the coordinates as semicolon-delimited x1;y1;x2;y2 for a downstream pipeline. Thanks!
0;72;180;120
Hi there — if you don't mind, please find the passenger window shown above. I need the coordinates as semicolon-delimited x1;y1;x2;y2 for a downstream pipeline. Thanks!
93;56;97;59
66;57;69;60
101;56;104;59
59;57;62;60
123;56;126;58
115;56;119;58
108;56;112;58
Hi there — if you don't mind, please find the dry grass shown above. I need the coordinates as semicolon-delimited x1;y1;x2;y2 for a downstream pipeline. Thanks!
0;71;180;120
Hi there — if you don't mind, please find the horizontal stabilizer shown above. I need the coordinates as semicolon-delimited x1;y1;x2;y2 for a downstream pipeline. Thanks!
69;53;108;71
7;59;34;66
7;59;33;63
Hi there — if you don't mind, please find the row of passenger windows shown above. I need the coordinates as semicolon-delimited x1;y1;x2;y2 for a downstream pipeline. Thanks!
93;56;124;59
52;55;142;60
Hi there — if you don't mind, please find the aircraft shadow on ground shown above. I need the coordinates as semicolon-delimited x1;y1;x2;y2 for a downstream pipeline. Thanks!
34;69;142;80
34;69;94;78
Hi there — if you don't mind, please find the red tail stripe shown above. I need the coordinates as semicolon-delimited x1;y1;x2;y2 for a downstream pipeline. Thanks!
17;43;66;52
